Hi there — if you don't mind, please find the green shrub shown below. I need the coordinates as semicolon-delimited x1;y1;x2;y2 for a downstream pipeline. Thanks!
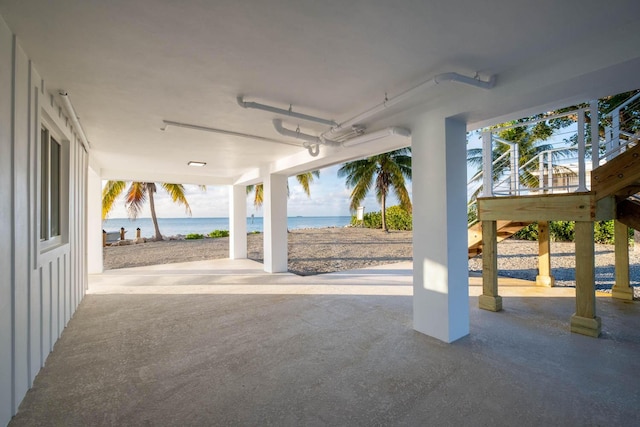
350;205;412;230
385;205;413;230
512;220;626;244
185;233;204;240
208;229;230;238
594;221;615;244
513;223;538;240
550;221;575;242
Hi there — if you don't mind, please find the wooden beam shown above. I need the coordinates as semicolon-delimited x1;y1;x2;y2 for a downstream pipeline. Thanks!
570;221;601;337
536;221;554;287
591;142;640;200
479;220;502;312
617;199;640;231
479;193;594;221
612;220;633;301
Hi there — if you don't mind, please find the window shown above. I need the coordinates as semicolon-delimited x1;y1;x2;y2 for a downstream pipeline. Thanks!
41;126;61;243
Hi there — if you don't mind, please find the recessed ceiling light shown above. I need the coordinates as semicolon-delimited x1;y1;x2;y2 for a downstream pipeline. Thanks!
188;161;207;167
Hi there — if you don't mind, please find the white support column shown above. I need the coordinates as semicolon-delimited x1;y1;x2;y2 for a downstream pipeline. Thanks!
229;185;247;259
590;100;600;170
482;131;493;197
87;165;103;274
412;115;469;343
511;143;519;195
547;151;553;192
539;153;545;193
263;173;288;273
577;112;587;192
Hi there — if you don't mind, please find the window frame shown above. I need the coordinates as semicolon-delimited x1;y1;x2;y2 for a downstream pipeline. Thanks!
39;115;69;252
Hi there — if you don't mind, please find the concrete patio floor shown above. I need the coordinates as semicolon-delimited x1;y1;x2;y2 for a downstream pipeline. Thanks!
9;259;640;426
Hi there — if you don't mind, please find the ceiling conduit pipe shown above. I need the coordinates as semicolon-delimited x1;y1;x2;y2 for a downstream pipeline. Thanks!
162;119;302;147
273;119;341;157
238;96;337;127
58;91;91;151
322;72;496;138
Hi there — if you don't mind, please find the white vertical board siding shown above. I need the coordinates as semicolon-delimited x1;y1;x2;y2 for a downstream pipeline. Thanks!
0;14;89;425
12;37;31;416
0;16;15;425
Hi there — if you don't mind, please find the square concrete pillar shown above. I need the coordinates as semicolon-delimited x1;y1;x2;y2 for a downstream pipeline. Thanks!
263;173;288;273
229;185;247;259
412;115;469;343
87;165;103;274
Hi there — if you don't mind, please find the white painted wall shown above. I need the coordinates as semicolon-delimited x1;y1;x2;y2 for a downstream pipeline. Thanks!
0;16;14;425
412;115;469;343
0;16;88;425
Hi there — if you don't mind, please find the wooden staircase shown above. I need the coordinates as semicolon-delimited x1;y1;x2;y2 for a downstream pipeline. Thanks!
591;142;640;231
468;220;532;258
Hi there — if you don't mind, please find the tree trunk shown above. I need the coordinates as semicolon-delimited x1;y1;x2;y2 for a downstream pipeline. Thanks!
381;193;387;232
147;183;163;241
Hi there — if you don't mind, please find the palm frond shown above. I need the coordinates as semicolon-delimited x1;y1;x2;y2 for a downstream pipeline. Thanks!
101;180;127;220
125;182;148;219
161;183;192;216
253;183;264;207
295;170;320;197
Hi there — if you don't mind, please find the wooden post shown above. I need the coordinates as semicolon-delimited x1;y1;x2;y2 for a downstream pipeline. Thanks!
136;227;141;239
102;230;107;247
612;220;633;300
479;220;502;311
570;221;601;337
536;221;555;287
120;227;125;241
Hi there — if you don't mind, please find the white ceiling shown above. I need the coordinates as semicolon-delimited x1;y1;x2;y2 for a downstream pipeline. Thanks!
1;0;639;184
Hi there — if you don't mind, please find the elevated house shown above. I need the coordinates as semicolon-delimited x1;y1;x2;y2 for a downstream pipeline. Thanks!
1;1;640;423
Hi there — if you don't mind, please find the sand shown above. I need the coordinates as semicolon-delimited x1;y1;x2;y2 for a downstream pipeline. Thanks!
103;227;639;297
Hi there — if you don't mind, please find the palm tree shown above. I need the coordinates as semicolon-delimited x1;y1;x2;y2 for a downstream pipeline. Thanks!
246;171;320;208
102;181;199;241
338;148;412;232
467;117;576;199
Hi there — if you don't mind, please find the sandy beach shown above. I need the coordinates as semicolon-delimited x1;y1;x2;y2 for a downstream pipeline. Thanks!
103;227;639;296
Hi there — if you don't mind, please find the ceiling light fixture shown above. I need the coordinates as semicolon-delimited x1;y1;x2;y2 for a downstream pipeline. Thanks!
188;161;207;167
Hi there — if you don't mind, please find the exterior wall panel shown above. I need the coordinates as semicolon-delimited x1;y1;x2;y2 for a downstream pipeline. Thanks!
0;16;14;425
0;14;89;425
12;39;31;416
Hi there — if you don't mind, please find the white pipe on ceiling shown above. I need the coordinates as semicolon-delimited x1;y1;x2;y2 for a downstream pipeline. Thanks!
274;119;410;152
58;91;91;151
323;72;496;138
161;119;303;147
237;96;337;127
341;127;411;147
272;119;340;146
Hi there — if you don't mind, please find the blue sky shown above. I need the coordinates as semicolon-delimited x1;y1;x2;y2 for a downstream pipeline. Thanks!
105;164;412;218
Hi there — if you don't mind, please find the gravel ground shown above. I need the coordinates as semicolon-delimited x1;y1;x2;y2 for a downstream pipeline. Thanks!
103;228;413;276
103;228;639;298
468;239;640;298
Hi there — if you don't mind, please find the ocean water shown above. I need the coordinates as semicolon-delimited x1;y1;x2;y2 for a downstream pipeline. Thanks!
102;216;352;238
